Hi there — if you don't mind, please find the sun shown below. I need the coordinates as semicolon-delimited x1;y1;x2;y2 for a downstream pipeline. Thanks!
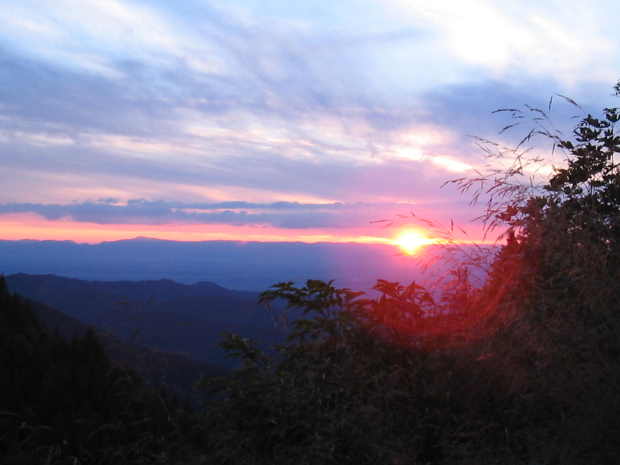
393;230;434;255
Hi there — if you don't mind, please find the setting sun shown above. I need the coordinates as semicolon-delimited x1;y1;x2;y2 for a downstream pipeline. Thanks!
393;230;435;255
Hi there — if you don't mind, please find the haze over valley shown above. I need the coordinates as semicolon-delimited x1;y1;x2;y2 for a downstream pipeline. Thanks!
1;237;463;291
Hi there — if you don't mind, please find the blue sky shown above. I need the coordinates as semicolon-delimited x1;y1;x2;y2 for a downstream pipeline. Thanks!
1;0;619;243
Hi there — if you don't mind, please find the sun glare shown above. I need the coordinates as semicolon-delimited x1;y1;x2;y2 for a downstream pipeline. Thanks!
393;230;434;255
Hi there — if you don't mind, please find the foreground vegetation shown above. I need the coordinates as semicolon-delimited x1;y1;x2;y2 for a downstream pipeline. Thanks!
2;82;619;464
0;276;211;464
201;81;620;464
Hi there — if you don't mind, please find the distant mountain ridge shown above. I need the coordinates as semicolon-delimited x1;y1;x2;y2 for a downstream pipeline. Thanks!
6;273;287;367
8;272;253;299
0;237;444;291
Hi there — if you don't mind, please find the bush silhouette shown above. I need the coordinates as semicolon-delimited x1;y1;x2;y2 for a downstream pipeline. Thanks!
199;80;620;465
3;80;620;464
0;276;200;464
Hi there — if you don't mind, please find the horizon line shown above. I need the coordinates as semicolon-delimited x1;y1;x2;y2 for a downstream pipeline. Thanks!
0;235;499;247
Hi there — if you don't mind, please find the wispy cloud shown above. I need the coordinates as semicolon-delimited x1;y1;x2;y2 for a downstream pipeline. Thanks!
0;199;418;229
387;0;619;86
0;0;618;242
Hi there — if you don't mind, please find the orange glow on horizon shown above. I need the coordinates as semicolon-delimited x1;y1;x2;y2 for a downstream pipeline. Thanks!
0;213;398;245
0;213;493;247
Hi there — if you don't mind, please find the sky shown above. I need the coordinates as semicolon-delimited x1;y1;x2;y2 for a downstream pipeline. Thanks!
1;0;619;246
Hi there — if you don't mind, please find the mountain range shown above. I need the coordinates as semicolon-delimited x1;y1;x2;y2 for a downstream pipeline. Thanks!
5;273;288;368
0;237;439;291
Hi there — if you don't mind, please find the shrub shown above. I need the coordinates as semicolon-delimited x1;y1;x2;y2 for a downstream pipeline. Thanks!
199;81;620;465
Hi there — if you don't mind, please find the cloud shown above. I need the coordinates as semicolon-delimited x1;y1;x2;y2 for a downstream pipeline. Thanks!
0;0;205;78
387;0;620;86
1;0;617;244
0;199;415;229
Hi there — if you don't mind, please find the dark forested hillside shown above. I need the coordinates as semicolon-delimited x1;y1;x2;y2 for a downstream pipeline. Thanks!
26;296;223;400
0;276;201;464
6;273;287;366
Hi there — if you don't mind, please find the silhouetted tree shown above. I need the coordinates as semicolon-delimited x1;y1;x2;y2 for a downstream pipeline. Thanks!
198;80;620;465
0;277;198;464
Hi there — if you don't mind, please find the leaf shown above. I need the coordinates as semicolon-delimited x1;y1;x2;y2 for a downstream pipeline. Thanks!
556;93;582;110
516;129;535;149
492;108;521;114
499;122;520;134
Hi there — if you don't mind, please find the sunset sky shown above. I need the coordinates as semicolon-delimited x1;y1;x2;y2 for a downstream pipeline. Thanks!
1;0;619;245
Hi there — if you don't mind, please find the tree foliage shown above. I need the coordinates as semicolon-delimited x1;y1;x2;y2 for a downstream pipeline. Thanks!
0;276;201;465
4;81;620;465
199;81;620;465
